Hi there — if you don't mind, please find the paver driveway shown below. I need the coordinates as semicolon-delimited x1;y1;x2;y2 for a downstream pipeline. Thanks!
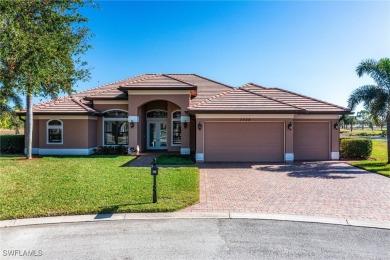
183;162;390;222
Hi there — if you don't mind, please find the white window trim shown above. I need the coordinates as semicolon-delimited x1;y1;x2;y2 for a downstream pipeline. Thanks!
47;119;63;145
102;109;129;146
171;110;181;146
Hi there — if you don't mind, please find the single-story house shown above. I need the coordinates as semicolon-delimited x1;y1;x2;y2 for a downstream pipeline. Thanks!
17;74;351;162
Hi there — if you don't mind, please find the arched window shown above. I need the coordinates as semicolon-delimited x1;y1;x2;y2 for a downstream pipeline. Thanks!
103;110;128;145
172;111;181;145
146;110;167;118
47;120;63;144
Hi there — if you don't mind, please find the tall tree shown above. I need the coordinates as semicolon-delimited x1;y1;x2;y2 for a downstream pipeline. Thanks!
348;58;390;163
356;110;371;130
340;115;357;132
0;0;94;159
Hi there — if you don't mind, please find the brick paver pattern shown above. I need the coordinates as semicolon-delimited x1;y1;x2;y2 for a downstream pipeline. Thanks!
182;162;390;222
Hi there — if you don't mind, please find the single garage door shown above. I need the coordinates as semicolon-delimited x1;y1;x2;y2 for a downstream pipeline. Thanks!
204;122;284;162
294;122;330;160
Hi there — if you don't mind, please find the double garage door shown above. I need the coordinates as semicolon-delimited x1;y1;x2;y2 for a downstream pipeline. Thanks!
203;122;330;162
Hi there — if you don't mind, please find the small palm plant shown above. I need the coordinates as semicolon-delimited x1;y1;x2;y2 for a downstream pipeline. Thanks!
348;58;390;163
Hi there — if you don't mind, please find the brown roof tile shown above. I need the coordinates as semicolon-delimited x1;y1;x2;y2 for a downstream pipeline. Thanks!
189;87;302;113
242;83;350;113
166;74;233;106
118;74;197;90
22;96;97;114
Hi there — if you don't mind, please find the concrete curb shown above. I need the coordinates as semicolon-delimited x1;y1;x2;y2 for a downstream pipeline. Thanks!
1;212;389;230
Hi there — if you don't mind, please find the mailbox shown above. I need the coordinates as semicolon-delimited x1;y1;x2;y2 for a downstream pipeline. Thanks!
151;158;158;175
151;158;158;203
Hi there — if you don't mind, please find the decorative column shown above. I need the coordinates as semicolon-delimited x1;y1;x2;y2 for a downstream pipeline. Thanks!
128;115;139;153
180;114;190;155
285;120;294;162
195;118;204;162
331;120;340;160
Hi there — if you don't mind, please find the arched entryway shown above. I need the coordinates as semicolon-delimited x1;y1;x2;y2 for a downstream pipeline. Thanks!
127;94;192;154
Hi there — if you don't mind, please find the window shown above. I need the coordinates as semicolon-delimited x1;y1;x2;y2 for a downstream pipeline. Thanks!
47;120;63;144
103;110;128;145
147;110;167;118
172;111;181;145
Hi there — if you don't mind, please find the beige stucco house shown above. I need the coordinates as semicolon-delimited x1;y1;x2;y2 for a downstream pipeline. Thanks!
17;74;350;162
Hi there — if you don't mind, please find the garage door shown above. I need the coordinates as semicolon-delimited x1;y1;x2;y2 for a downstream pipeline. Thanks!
204;122;284;162
294;122;330;160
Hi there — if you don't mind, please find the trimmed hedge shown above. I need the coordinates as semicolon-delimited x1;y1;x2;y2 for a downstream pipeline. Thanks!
94;145;127;155
340;138;372;160
0;135;25;154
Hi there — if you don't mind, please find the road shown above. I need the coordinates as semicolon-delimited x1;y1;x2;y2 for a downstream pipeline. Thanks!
1;219;389;259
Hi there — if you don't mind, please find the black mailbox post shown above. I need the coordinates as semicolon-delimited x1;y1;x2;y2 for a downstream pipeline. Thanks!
151;158;158;203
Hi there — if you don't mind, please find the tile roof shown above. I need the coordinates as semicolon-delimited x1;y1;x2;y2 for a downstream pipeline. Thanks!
166;74;233;106
188;87;302;113
241;83;349;113
118;74;197;90
16;74;350;115
24;96;97;114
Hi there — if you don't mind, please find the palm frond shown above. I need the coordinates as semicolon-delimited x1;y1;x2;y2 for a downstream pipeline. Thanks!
356;58;390;89
347;85;379;110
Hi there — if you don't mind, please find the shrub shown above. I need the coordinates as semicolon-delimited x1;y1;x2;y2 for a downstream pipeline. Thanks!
356;132;371;136
381;130;387;137
340;138;372;160
94;145;127;155
0;135;25;154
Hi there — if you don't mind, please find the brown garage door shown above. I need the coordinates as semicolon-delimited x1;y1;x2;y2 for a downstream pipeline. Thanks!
294;122;330;160
204;122;284;162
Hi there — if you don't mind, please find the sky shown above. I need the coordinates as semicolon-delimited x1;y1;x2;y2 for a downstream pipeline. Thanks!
36;1;390;112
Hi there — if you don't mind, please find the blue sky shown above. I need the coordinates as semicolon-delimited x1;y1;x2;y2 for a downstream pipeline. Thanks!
37;1;390;111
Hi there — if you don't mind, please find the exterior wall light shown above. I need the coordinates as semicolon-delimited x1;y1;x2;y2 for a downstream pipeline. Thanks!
198;122;202;130
287;122;293;130
130;121;135;128
183;122;188;128
334;122;339;130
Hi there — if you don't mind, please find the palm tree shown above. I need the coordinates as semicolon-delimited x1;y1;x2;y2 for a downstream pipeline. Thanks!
348;58;390;163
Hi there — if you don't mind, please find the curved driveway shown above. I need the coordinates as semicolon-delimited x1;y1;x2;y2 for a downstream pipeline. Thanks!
183;162;390;222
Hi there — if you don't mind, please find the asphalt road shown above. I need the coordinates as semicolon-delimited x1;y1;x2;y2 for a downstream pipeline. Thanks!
1;219;389;260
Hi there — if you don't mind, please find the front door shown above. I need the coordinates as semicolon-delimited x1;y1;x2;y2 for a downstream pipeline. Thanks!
147;121;167;150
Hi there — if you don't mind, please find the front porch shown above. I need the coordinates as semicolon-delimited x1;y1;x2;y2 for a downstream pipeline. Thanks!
127;95;196;155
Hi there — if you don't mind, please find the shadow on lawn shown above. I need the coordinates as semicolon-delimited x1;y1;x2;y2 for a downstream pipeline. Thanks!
95;202;152;219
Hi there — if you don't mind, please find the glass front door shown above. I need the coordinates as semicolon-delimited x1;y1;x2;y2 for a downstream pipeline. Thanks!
147;121;167;150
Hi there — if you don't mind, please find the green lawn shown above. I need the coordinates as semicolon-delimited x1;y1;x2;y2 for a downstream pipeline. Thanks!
156;154;194;165
349;140;389;177
0;155;199;220
340;129;385;137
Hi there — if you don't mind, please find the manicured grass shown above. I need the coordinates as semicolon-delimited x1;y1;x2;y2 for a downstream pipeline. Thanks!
349;140;389;177
0;155;199;220
156;154;194;165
